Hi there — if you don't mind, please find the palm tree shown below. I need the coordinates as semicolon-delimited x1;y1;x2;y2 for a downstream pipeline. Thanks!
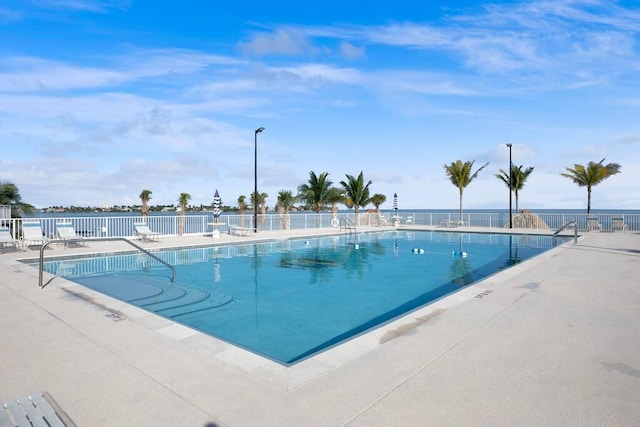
339;171;372;225
277;190;296;229
560;158;622;214
370;193;387;212
139;189;152;222
178;192;191;236
370;193;387;225
250;192;268;214
237;195;247;227
495;165;534;212
0;181;35;218
297;171;333;213
443;160;489;221
251;191;268;230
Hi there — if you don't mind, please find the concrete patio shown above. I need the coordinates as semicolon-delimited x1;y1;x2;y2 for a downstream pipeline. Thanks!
1;226;639;426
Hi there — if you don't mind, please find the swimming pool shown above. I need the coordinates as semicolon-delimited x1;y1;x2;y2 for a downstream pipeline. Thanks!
38;231;568;364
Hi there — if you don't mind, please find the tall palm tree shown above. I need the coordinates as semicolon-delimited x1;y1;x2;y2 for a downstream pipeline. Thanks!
237;194;247;227
251;191;268;230
250;192;268;215
370;193;387;212
495;165;534;212
297;171;333;213
340;171;372;225
277;190;296;229
560;158;621;214
178;192;191;236
139;189;152;222
443;160;489;221
0;181;35;218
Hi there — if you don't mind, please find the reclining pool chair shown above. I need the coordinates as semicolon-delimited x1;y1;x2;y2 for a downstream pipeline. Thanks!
21;221;48;248
134;223;161;242
0;226;20;251
56;222;88;247
586;216;601;231
611;217;628;233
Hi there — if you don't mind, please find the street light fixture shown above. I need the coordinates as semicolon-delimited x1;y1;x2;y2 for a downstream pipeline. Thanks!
506;143;513;229
254;127;265;233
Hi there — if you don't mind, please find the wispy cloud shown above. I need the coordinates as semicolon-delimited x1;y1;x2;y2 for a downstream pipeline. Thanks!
338;42;365;60
240;0;640;91
237;29;317;56
30;0;129;13
0;50;242;93
3;0;640;208
0;7;23;23
614;134;640;145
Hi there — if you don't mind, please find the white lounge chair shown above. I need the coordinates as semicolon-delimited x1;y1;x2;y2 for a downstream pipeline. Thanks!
229;225;252;236
1;392;75;427
0;226;20;250
586;216;601;231
377;215;390;226
134;223;161;242
611;217;628;233
22;221;48;248
56;222;88;247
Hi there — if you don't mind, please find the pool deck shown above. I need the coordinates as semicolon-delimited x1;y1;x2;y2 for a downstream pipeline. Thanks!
1;225;639;426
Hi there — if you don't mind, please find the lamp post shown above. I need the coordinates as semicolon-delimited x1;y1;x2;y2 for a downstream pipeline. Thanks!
506;143;513;228
254;127;265;233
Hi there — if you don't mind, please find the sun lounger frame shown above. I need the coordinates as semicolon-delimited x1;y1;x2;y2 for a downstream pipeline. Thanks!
0;226;20;251
134;223;161;242
611;217;628;232
229;225;253;236
56;222;88;247
586;216;601;231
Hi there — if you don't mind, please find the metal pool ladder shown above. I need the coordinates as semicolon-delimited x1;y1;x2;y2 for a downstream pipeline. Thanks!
340;217;357;235
38;237;176;288
553;221;578;245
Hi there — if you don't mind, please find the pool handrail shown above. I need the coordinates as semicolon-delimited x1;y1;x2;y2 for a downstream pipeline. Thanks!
38;237;176;288
340;217;357;234
553;221;578;244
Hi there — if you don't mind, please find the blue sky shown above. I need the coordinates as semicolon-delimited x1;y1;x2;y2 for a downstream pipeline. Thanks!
1;0;639;210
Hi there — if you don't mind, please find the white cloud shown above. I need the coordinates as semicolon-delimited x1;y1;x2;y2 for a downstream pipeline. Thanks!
0;7;23;22
30;0;129;13
3;1;640;210
238;29;316;56
0;50;242;93
262;1;640;91
339;42;365;60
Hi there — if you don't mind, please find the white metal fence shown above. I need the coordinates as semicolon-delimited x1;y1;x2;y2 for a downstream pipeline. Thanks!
1;211;637;242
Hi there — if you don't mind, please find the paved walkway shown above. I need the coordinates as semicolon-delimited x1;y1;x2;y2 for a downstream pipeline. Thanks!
1;227;639;426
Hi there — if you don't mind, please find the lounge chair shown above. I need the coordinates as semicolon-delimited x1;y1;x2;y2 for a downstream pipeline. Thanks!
56;222;88;247
0;226;20;251
378;215;390;226
229;225;252;236
405;216;413;225
22;221;48;248
611;217;628;233
1;391;76;427
441;219;455;227
586;216;601;231
441;219;466;227
134;222;161;242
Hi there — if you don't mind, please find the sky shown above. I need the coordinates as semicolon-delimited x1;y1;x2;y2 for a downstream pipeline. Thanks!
1;0;639;211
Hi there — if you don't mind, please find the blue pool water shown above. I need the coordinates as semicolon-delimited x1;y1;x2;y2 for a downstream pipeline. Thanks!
38;231;567;364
